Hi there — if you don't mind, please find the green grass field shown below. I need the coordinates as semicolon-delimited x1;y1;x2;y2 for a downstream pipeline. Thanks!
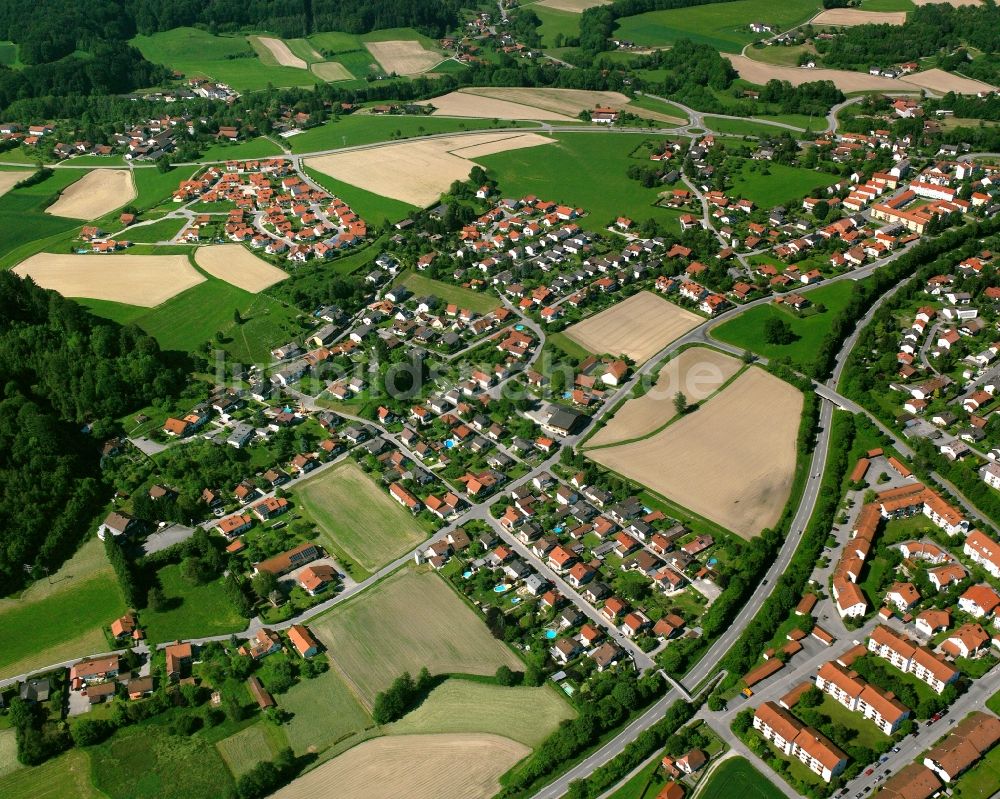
132;28;319;92
987;688;1000;715
400;271;500;315
704;116;806;137
197;136;285;163
0;40;17;66
532;6;583;49
729;161;840;207
0;749;103;799
385;679;574;747
216;723;288;778
607;758;664;799
952;744;1000;799
281;667;372;754
0;539;125;680
474;133;686;232
0;729;20;778
303;165;415;224
697;757;785;799
613;0;821;53
0;169;86;268
294;460;430;572
712;280;858;370
91;724;234;799
140;562;245;643
861;0;914;11
310;568;522;706
126;216;187;242
627;94;690;125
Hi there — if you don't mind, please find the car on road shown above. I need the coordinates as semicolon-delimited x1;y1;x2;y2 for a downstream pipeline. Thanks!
880;756;889;763
891;746;900;753
865;768;874;776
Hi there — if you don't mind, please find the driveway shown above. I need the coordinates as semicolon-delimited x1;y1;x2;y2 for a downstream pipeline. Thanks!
142;523;197;555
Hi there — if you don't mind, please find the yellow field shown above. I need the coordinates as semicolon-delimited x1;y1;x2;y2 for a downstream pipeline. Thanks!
812;9;906;25
309;568;522;706
588;347;741;447
271;734;529;799
45;169;136;220
311;61;352;81
536;0;611;10
901;67;997;95
13;252;205;306
464;87;632;118
0;170;32;198
306;132;554;206
194;244;287;292
421;90;577;121
253;36;307;68
588;367;802;538
564;291;702;365
365;40;441;75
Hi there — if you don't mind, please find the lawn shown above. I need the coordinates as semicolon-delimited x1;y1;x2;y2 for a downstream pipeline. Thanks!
474;132;688;232
0;169;85;268
607;758;665;799
0;729;20;778
280;666;372;755
126;216;187;242
140;562;245;643
131;28;317;92
399;271;500;315
309;567;522;706
197;136;285;163
0;749;103;799
729;161;840;207
952;743;1000;799
697;757;786;799
987;687;1000;715
0;538;125;680
216;722;288;778
711;280;859;370
302;164;415;224
613;0;820;52
91;724;234;799
385;679;574;747
815;695;889;751
294;460;431;573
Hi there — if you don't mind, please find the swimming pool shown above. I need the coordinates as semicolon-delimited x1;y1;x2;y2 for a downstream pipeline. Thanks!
444;439;456;449
545;629;557;640
493;584;511;593
462;570;473;579
515;324;525;331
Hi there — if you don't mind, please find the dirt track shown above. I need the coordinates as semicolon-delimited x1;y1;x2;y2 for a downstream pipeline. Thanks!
45;169;136;220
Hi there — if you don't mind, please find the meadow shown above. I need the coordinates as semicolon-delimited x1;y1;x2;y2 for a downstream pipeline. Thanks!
90;724;234;799
309;568;522;706
127;216;188;242
294;460;431;573
280;666;373;754
696;757;786;799
0;729;19;778
0;538;125;680
385;679;574;747
0;749;103;799
131;27;317;92
139;562;245;643
711;280;858;370
612;0;821;53
197;136;285;163
0;39;17;66
0;169;86;268
303;165;415;224
473;133;687;232
704;116;807;137
216;723;289;778
533;5;583;48
400;271;500;314
729;161;840;207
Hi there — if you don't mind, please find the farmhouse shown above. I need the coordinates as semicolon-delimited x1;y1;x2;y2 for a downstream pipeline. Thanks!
254;542;320;576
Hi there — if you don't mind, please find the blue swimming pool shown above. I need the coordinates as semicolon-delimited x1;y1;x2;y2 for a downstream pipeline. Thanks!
493;584;511;593
545;629;557;640
445;439;455;449
515;324;525;331
462;570;473;579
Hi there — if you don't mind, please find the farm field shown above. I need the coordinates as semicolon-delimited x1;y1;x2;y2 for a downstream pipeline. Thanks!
0;749;103;799
421;90;577;121
563;291;702;364
726;55;957;93
863;0;914;10
0;729;20;778
587;347;742;447
730;161;840;207
532;5;584;48
194;244;288;293
197;136;285;163
303;165;416;224
536;0;611;12
705;116;810;137
294;460;430;573
0;169;92;267
306;132;554;207
90;724;234;799
399;271;500;315
126;216;187;243
365;39;442;75
0;169;31;198
216;723;287;778
712;280;858;371
131;27;317;91
472;132;689;232
812;8;906;24
696;756;786;799
271;733;529;799
0;538;125;680
385;680;574;747
464;87;633;119
45;169;136;220
281;666;372;755
612;0;820;52
309;568;522;706
588;367;803;538
250;35;307;68
902;67;997;95
140;563;245;643
13;253;205;306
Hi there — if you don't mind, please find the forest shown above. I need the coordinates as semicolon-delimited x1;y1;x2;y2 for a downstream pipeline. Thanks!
0;271;186;591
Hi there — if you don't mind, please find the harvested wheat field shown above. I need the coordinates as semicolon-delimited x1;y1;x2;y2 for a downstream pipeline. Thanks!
195;244;287;292
812;9;906;25
306;132;553;206
366;40;441;75
272;734;528;799
13;253;205;306
901;67;997;95
311;61;352;81
254;36;307;68
464;87;632;118
587;347;741;447
726;55;914;92
564;291;702;365
537;0;611;10
420;90;577;121
589;367;802;538
0;170;31;198
45;169;136;220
